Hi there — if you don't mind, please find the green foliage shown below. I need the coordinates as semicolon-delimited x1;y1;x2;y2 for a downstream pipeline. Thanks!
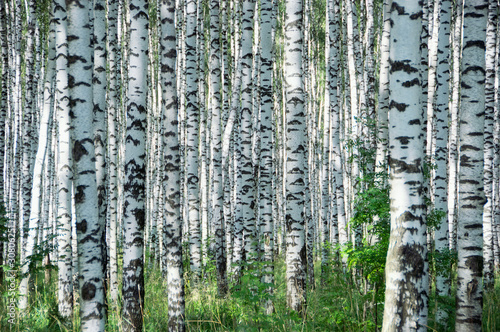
5;261;500;331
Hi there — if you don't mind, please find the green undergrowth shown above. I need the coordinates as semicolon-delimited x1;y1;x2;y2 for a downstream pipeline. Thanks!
0;262;499;331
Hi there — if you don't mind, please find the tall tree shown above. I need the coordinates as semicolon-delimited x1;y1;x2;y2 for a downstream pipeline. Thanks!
382;2;428;331
122;0;148;331
209;0;227;296
433;0;452;324
185;0;202;277
92;0;108;293
239;0;257;265
455;1;488;331
67;0;106;329
107;0;120;304
259;0;274;314
284;0;307;314
482;0;496;291
53;0;73;318
160;0;186;330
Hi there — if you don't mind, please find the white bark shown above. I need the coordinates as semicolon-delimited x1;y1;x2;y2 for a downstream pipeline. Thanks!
382;2;428;331
284;0;307;314
455;1;488;331
67;0;106;328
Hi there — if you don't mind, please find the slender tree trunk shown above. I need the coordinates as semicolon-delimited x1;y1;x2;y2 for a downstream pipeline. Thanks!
67;0;106;328
455;1;488;331
185;0;201;278
382;2;428;331
482;0;496;291
159;1;185;330
375;0;390;175
284;0;307;314
433;0;451;325
259;0;274;313
209;0;227;296
53;1;73;318
122;1;148;331
93;0;108;298
447;0;462;252
239;0;257;265
107;0;120;304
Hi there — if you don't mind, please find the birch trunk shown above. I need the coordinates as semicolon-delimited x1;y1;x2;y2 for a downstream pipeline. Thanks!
54;1;73;317
67;0;106;328
382;2;428;331
455;1;488;331
122;1;148;331
433;0;451;324
284;0;307;314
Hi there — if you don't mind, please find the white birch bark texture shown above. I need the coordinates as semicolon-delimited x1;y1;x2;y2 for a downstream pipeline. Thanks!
209;0;227;296
185;0;202;277
375;0;391;175
239;0;257;263
92;0;108;288
284;0;307;314
122;0;148;331
329;0;347;251
324;0;339;274
433;0;451;324
67;0;106;329
160;0;185;330
447;0;462;252
259;0;274;314
20;0;36;267
382;2;429;331
482;0;496;291
54;0;73;317
107;0;119;304
455;1;488;331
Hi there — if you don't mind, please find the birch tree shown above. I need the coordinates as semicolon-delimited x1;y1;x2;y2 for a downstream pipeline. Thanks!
482;0;496;291
185;0;202;277
122;0;148;330
67;0;106;328
433;0;451;324
209;0;227;296
382;2;428;331
455;1;488;331
92;0;108;291
259;0;274;313
107;0;120;304
284;0;307;314
53;0;73;318
160;0;185;330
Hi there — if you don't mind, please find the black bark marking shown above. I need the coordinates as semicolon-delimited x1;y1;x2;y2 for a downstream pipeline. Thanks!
395;136;411;145
73;139;90;162
402;78;420;87
391;2;406;15
464;256;483;275
81;281;96;301
389;156;422;174
389;100;408;112
389;60;419;74
463;40;485;50
76;219;87;233
462;65;486;76
74;185;86;204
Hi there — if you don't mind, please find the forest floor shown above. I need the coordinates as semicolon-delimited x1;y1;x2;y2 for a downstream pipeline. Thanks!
0;257;499;331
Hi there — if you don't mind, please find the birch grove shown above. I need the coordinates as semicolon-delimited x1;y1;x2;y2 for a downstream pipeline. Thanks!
2;0;500;330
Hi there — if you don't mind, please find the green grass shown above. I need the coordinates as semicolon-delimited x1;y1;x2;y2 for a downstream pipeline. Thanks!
1;260;499;331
